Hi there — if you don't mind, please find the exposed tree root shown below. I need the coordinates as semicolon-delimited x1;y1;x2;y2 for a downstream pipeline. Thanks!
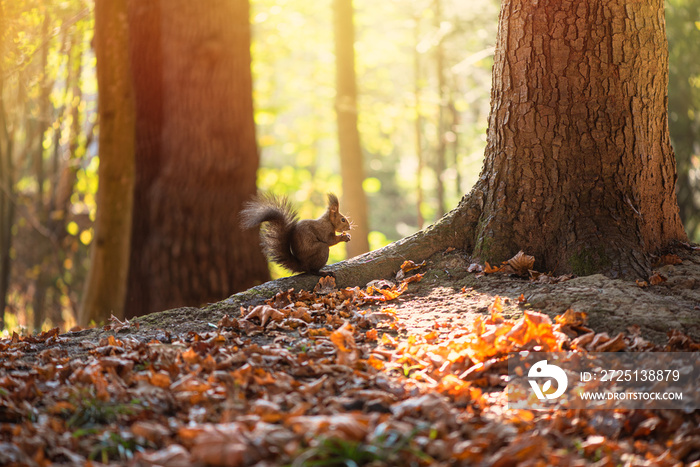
162;188;486;320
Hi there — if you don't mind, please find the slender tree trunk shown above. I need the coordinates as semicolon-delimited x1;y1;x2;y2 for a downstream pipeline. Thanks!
433;0;447;220
0;79;14;331
449;83;462;196
51;26;83;228
34;13;51;211
126;0;270;317
414;16;424;230
333;0;370;257
32;12;54;330
469;0;687;277
79;0;135;325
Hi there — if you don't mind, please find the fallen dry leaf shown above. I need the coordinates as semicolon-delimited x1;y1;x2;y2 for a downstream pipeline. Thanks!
104;314;136;332
554;309;588;327
313;275;336;295
134;444;192;467
503;250;535;276
330;321;358;366
649;273;667;285
242;305;285;327
287;414;369;441
188;423;260;466
400;259;426;273
2;264;698;467
594;332;627;352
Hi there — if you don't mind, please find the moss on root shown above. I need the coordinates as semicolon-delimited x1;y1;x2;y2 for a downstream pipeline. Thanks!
568;247;612;276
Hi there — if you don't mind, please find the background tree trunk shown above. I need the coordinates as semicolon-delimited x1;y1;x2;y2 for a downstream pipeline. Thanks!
0;78;13;331
126;0;270;317
79;0;135;325
30;12;54;330
433;0;447;220
333;0;370;257
469;0;687;277
413;16;425;230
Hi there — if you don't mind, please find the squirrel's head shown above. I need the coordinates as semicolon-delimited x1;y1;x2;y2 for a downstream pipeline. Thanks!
327;193;351;232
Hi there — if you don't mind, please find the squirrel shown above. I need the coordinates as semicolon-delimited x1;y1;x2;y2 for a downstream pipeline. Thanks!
240;193;351;275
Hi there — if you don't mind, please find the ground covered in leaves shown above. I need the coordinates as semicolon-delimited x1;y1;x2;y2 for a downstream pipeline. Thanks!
1;248;700;466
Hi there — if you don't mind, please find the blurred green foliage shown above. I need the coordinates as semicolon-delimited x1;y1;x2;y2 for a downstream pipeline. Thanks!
667;0;700;242
2;0;96;333
1;0;699;332
251;0;499;279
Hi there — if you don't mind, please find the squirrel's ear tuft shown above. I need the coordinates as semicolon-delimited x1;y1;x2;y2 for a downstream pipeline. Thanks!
327;193;339;209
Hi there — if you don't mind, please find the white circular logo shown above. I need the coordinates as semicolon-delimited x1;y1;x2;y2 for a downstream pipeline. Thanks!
528;359;568;400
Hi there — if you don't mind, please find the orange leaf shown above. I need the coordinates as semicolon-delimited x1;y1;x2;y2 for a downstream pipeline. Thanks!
506;311;559;351
401;272;424;284
308;328;331;337
182;348;200;365
488;296;503;322
380;333;398;348
649;273;667;285
149;371;172;388
90;369;110;401
330;322;356;353
554;309;587;326
400;259;426;273
364;355;385;370
48;401;75;415
365;329;378;341
330;322;358;366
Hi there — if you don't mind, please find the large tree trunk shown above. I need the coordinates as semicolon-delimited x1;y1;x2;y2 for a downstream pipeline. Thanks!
468;0;687;277
126;0;270;317
333;0;370;258
79;0;135;325
327;0;687;285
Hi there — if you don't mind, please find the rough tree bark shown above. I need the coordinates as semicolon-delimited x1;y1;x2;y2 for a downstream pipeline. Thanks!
468;0;687;277
125;0;270;317
79;0;135;325
333;0;370;257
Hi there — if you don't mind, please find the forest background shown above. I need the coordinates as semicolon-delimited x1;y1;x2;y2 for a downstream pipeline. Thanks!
0;0;699;334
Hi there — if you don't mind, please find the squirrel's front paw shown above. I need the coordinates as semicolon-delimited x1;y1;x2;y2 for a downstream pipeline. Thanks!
340;233;351;242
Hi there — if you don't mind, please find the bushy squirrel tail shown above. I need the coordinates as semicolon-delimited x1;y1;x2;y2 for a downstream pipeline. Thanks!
240;194;304;272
